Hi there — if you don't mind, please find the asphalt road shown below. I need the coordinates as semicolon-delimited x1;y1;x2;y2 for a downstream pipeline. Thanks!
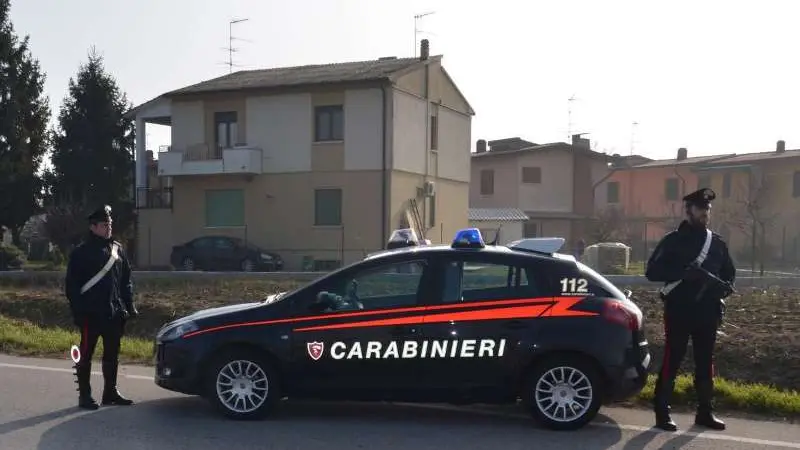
0;354;798;450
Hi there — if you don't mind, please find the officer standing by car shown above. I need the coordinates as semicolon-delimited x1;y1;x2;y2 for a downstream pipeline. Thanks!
645;187;735;432
65;205;139;409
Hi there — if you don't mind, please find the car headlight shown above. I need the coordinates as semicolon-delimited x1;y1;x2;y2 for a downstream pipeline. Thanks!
157;321;199;342
260;253;273;261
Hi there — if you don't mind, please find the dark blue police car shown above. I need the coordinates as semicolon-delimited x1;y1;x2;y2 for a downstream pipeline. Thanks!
153;228;650;430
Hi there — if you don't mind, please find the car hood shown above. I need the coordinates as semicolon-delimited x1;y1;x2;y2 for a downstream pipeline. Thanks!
179;302;263;322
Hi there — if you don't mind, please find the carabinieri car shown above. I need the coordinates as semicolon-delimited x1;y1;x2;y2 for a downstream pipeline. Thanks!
153;228;650;430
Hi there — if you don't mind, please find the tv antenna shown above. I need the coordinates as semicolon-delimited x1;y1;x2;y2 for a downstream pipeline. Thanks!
630;121;639;155
414;11;436;56
224;18;250;73
567;94;579;139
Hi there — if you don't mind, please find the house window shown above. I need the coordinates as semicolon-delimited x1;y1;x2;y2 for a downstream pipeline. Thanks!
794;171;800;197
607;181;620;203
523;222;539;237
697;174;711;190
480;169;494;195
314;188;342;226
214;111;238;151
430;115;438;150
722;173;732;198
521;166;541;184
314;105;344;142
205;189;245;227
665;178;679;201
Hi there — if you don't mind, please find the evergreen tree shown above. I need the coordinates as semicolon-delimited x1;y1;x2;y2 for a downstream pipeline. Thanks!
0;0;51;244
48;47;135;241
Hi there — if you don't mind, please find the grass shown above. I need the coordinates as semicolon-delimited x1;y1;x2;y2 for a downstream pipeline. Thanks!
1;274;799;419
0;315;154;365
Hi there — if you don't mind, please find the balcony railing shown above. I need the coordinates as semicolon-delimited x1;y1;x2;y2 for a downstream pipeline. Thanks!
136;186;173;209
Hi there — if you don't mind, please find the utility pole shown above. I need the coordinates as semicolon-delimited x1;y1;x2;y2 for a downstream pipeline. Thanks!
414;11;435;56
226;18;249;73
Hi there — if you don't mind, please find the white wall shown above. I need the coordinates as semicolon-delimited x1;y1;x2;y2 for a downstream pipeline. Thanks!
344;88;384;171
246;93;313;173
170;101;204;151
391;90;427;174
436;107;471;183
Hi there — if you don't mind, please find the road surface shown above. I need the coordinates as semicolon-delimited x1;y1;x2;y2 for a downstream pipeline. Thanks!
0;354;798;450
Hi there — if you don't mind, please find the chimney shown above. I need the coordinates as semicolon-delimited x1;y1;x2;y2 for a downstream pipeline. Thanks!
146;150;154;161
420;39;429;60
777;140;786;153
476;139;487;153
677;147;688;160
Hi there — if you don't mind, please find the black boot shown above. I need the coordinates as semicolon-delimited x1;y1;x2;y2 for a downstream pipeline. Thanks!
653;375;678;431
101;361;134;406
74;363;99;410
695;380;725;430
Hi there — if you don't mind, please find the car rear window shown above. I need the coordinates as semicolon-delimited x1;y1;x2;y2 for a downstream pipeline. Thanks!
576;261;627;299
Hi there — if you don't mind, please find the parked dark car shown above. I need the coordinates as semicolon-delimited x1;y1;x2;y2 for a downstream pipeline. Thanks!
169;236;283;272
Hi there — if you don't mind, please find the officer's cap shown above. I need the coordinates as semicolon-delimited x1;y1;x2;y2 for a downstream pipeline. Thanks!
683;188;715;208
87;205;112;224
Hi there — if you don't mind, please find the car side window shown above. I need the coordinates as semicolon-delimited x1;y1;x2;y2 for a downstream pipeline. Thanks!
309;260;426;314
441;259;541;303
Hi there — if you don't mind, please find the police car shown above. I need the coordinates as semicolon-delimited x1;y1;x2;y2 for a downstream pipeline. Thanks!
153;228;650;431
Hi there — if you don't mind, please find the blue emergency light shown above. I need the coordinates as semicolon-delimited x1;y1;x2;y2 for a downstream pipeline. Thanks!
451;228;485;249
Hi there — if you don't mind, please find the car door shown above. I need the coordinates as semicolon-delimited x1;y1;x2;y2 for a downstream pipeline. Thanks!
416;252;550;392
287;254;436;398
212;237;239;270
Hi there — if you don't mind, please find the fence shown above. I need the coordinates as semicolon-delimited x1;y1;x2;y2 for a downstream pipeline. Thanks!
2;270;800;289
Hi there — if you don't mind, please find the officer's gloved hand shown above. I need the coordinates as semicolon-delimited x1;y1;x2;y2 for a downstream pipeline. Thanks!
683;262;705;281
128;307;140;318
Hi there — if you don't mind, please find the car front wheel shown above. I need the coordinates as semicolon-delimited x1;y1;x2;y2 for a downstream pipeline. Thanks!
204;349;280;420
523;355;603;431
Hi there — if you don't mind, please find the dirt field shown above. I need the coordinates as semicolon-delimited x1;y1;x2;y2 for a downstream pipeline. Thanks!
0;276;798;391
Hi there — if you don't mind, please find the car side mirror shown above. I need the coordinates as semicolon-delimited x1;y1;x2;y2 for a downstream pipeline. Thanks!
309;291;335;312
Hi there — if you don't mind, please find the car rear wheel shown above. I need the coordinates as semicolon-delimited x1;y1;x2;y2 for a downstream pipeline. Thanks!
204;349;280;420
523;355;603;431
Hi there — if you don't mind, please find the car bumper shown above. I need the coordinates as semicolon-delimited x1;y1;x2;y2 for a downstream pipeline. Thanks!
153;340;202;396
604;339;651;403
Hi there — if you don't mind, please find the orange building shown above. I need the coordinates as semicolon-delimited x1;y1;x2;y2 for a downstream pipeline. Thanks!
598;148;734;255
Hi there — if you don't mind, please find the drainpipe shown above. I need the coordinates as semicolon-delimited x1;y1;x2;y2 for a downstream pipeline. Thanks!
381;84;388;246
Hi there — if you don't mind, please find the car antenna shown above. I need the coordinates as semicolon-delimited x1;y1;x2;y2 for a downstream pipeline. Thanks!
488;225;502;245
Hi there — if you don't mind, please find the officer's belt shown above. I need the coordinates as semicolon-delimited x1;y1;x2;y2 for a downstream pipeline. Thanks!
80;243;120;295
659;228;712;297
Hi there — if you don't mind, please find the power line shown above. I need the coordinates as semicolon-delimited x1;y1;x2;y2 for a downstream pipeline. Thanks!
224;18;249;73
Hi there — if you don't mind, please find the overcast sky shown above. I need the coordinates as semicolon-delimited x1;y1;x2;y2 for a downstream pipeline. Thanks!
10;0;800;162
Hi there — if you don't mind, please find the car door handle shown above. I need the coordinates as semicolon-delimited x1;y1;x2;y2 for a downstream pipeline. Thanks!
390;325;417;336
504;320;528;330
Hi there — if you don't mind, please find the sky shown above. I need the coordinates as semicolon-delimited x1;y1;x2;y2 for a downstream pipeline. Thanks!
9;0;800;163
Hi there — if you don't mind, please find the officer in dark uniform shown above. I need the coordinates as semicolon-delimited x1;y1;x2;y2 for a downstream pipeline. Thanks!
645;188;735;431
65;205;139;409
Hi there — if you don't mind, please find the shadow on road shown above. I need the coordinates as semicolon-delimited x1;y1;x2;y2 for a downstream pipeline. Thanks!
0;407;78;436
37;397;626;449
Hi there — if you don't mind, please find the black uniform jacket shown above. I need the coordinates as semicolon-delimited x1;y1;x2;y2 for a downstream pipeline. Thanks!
645;220;736;313
65;233;135;324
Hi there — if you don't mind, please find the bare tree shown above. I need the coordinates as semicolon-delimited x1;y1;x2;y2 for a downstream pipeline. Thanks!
589;205;633;242
715;170;780;274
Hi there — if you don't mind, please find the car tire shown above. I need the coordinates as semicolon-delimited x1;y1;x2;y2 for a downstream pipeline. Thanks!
523;354;603;431
204;349;281;420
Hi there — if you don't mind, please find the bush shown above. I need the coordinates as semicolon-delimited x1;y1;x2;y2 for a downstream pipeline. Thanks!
0;243;26;271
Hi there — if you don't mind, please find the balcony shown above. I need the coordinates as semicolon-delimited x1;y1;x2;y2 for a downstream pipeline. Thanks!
157;143;263;176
